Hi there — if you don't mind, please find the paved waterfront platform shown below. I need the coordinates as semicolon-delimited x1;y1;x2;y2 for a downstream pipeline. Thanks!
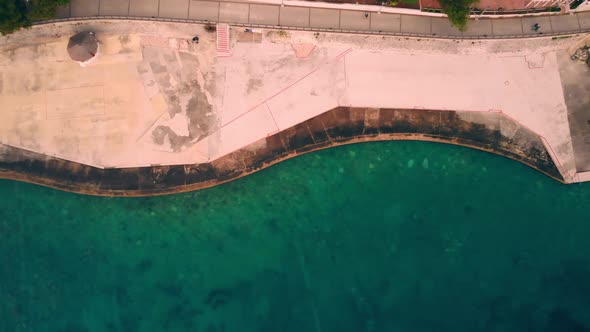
0;21;588;194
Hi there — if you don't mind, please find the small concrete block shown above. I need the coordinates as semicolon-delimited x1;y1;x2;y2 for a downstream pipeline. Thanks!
55;5;71;18
431;17;462;37
70;0;100;16
280;6;310;27
159;0;189;18
99;0;130;15
550;14;581;33
310;8;340;29
370;13;401;33
521;16;552;35
189;0;219;21
577;12;590;30
340;10;371;31
400;15;431;35
129;0;159;17
491;18;523;36
219;2;250;23
463;19;492;37
249;4;280;25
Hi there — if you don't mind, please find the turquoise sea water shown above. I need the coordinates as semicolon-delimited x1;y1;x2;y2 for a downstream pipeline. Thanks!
1;141;590;332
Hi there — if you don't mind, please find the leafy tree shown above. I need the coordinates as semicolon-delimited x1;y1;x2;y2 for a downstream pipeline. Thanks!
439;0;478;31
29;0;70;20
0;0;69;35
0;0;29;34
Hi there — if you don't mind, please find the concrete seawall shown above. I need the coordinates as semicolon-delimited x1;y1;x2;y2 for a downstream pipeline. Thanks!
0;107;563;196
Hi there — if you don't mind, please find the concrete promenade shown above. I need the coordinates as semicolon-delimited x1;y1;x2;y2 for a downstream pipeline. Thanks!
0;3;585;193
50;0;590;39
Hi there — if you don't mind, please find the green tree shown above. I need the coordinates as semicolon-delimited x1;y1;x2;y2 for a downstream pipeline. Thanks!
0;0;69;35
439;0;478;31
0;0;29;35
29;0;70;20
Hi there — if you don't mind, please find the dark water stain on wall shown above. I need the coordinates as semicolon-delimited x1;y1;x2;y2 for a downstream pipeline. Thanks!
0;107;565;196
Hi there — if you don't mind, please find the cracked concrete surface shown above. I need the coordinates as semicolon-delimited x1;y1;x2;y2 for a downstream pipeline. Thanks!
138;44;217;152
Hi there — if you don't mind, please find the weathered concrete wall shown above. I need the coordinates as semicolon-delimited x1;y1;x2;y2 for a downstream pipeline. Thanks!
0;107;563;196
557;50;590;173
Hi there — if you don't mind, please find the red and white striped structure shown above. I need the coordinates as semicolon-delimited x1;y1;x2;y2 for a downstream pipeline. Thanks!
216;23;231;57
525;0;576;9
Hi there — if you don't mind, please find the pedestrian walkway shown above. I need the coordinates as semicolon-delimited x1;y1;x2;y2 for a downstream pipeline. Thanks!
49;0;590;39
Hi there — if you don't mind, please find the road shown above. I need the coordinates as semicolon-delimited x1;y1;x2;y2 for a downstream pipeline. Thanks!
47;0;590;39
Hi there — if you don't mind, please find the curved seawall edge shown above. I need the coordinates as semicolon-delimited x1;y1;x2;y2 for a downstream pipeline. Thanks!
0;107;566;196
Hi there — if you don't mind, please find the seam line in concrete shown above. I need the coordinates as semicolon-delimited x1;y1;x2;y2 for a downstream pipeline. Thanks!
343;53;348;90
248;3;251;24
44;89;47;120
265;102;280;133
222;66;321;128
102;86;106;118
187;0;191;19
220;48;350;130
304;122;317;143
127;0;131;16
157;0;161;17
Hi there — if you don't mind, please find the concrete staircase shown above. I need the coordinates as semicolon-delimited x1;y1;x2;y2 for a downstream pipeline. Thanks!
216;23;231;57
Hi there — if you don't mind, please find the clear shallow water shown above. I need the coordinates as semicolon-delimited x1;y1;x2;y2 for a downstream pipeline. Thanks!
1;141;589;332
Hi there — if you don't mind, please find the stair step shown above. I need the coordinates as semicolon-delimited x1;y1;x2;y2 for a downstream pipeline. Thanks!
216;23;231;57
